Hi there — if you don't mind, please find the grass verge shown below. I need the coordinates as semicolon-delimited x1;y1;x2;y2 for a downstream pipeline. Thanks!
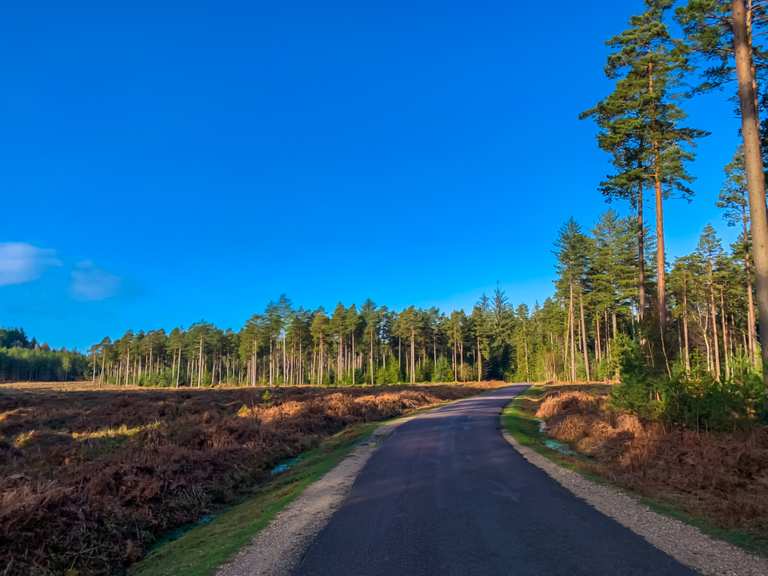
501;385;585;473
129;422;378;576
501;385;768;558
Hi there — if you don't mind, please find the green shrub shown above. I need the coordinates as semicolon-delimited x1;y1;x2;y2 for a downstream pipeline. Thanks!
610;336;765;431
432;357;453;382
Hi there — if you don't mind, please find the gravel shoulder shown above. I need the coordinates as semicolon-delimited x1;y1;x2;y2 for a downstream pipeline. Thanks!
215;413;420;576
502;423;768;576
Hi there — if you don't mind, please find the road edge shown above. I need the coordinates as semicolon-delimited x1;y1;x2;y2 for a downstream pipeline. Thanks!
500;403;768;576
214;410;424;576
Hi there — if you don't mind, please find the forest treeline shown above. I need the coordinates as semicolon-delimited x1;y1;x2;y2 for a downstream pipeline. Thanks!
0;328;88;382
90;293;537;387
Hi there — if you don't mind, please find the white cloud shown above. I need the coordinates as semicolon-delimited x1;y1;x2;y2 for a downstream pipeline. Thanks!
70;261;121;301
0;242;60;286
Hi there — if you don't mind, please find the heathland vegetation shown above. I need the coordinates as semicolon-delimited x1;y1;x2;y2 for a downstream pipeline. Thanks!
0;383;500;575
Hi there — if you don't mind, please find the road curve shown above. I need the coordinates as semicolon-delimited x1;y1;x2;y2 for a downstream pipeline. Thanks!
293;385;696;576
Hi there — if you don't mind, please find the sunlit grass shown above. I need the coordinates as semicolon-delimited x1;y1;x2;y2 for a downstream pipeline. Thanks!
72;422;161;441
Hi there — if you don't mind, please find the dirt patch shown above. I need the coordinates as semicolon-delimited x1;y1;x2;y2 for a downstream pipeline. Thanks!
535;388;768;539
0;383;501;576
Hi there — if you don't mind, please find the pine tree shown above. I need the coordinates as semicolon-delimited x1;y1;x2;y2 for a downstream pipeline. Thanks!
678;0;768;388
718;147;759;366
584;0;707;336
697;224;726;379
555;219;593;382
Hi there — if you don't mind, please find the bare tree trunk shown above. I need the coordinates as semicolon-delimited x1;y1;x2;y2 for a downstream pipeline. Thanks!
709;269;721;380
320;337;324;385
370;328;375;385
579;288;590;381
197;336;204;388
523;329;530;382
733;0;768;390
742;206;759;367
476;336;482;382
411;328;416;384
638;182;646;321
682;279;691;374
452;338;457;382
720;287;731;380
648;62;667;332
569;281;577;382
595;315;602;366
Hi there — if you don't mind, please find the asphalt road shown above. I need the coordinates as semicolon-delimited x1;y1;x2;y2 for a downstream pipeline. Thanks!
294;385;697;576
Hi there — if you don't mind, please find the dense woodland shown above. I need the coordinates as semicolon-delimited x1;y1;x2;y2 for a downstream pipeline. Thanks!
0;328;88;382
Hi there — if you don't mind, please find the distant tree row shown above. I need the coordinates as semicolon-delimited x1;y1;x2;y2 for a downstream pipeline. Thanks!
0;328;88;382
91;294;542;387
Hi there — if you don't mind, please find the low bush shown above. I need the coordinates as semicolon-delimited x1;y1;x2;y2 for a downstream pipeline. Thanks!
610;337;766;431
534;387;768;538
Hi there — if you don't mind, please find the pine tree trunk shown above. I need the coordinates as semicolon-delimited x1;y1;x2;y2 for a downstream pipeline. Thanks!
733;0;768;390
569;281;577;382
452;339;457;382
648;62;667;331
476;336;482;382
320;338;325;385
742;206;759;367
720;287;731;380
595;315;602;366
370;328;375;385
411;328;416;384
579;288;590;381
638;182;646;321
682;279;691;374
709;266;721;380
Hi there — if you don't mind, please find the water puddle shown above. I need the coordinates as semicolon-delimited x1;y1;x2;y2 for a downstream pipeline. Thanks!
147;454;304;554
150;514;215;550
270;455;302;476
538;420;575;456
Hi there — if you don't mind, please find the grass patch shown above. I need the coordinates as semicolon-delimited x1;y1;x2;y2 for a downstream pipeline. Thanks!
501;386;585;473
130;422;378;576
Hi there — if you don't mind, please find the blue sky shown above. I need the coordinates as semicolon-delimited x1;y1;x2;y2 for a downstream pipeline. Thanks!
0;1;744;350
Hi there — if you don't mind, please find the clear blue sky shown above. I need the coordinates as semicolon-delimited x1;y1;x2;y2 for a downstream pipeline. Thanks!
0;1;744;350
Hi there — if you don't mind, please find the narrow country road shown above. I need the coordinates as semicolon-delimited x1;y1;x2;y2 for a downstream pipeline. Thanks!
294;385;696;576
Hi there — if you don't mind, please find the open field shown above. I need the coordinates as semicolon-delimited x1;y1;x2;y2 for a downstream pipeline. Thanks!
504;384;768;556
0;381;503;576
